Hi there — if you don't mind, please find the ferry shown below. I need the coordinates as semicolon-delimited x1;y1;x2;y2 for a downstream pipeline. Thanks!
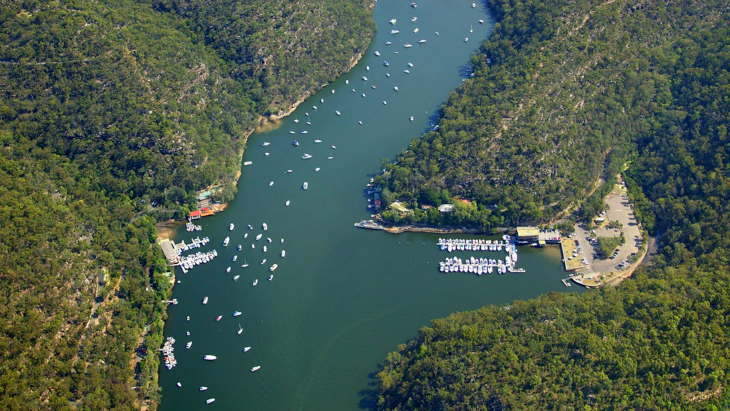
204;355;217;360
251;366;261;372
229;223;235;231
243;347;251;352
270;264;278;272
233;311;241;317
253;279;258;286
223;237;230;246
302;182;308;190
202;296;208;304
215;316;222;321
206;399;215;404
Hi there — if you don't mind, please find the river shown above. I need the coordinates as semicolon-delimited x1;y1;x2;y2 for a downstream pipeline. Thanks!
160;1;579;409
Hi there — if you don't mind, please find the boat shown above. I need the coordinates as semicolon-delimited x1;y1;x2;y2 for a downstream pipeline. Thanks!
328;156;334;160
200;387;208;391
335;111;341;116
472;2;477;7
362;93;366;98
418;39;427;44
314;139;322;143
410;116;414;122
281;250;286;258
269;181;274;186
374;51;380;56
320;98;324;103
177;382;182;387
470;25;473;33
404;69;410;74
289;130;295;134
253;279;258;286
215;316;222;321
203;296;208;304
233;311;241;317
385;40;392;45
435;31;440;35
270;264;278;272
412;16;417;21
281;238;284;243
243;161;252;165
383;60;389;66
186;341;192;349
383;101;387;105
223;237;230;246
407;62;414;67
404;43;412;48
251;366;261;372
242;259;248;267
264;152;269;156
390;18;396;24
229;223;235;230
361;76;368;81
263;245;267;252
261;141;270;147
302;153;312;160
237;244;242;250
332;145;337;149
464;37;469;42
226;266;231;273
302;182;308;190
260;258;266;265
233;255;238;262
479;19;485;24
313;105;318;110
255;233;262;241
331;89;335;94
413;28;419;33
315;167;320;172
390;29;399;34
262;223;268;230
292;140;299;146
248;224;253;229
366;65;370;71
293;118;299;123
268;274;274;281
394;86;399;91
301;130;308;134
243;347;251;352
206;399;215;404
233;275;240;281
286;200;290;206
204;355;217;360
187;316;190;321
411;2;417;7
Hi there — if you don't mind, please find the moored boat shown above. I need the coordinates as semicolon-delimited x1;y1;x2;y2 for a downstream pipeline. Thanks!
204;355;217;360
206;398;215;404
223;237;230;246
215;316;222;321
270;264;278;272
243;346;251;352
202;296;208;304
251;366;261;372
302;182;308;190
253;279;258;286
233;311;241;317
229;223;235;231
262;223;267;230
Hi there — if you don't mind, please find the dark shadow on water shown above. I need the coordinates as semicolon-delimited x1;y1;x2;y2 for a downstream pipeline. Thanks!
357;369;382;410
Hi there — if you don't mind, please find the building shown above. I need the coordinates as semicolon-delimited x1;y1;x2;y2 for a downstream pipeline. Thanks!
516;226;539;244
390;201;410;214
189;209;202;220
438;204;454;213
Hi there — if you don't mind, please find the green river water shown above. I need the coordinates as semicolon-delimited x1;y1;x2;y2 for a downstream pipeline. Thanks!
160;1;579;409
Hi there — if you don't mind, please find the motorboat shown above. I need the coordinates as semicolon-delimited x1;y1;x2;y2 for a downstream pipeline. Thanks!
244;161;252;165
292;140;299;146
464;37;469;42
390;29;399;34
366;65;370;71
472;2;477;7
335;111;341;116
286;200;290;206
226;267;231;273
320;98;324;103
223;237;230;246
413;28;419;33
374;51;380;56
267;237;272;243
315;167;320;172
411;2;417;7
248;224;253;229
204;355;217;360
289;130;295;134
332;145;337;149
479;19;485;24
251;366;261;372
389;18;396;24
418;39;426;43
186;342;192;349
261;141;270;147
362;93;366;98
268;275;274;281
394;86;399;91
293;119;299;123
263;245;267;252
383;101;388;105
328;156;334;160
187;316;190;321
362;76;368;81
314;139;322;143
260;259;267;265
264;152;269;156
302;182;308;190
202;296;208;304
470;25;473;33
253;279;258;286
241;259;248;267
404;43;412;48
410;116;414;122
215;316;222;322
371;85;377;89
269;181;274;186
281;238;285;243
301;130;308;134
200;387;208;391
243;347;251;352
206;399;215;404
281;250;286;258
270;264;278;272
331;89;335;94
233;255;238;262
302;153;312;160
237;244;242;250
412;16;417;21
404;69;410;74
313;105;318;110
407;62;414;67
385;41;392;45
229;223;235;230
233;311;241;317
177;382;182;387
256;234;263;240
383;60;389;66
233;275;240;281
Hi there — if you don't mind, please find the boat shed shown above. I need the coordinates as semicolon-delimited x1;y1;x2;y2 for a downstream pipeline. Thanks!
516;227;539;243
189;209;202;220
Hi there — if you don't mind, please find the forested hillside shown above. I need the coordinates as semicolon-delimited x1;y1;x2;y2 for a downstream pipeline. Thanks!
374;0;723;229
0;0;373;409
375;1;729;409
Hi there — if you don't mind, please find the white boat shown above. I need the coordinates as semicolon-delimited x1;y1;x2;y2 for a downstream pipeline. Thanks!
289;130;295;134
472;2;476;7
404;43;412;48
215;316;222;321
203;296;208;304
394;86;399;91
260;259;266;265
470;25;473;33
336;111;341;116
407;62;414;67
389;18;396;24
404;69;410;74
251;366;261;372
302;182;308;190
251;244;255;248
244;233;248;239
226;267;231;273
204;355;217;361
362;93;366;98
223;237;230;246
285;200;290;206
383;101;387;105
410;116;414;122
233;275;240;281
242;259;248;267
412;16;417;21
238;244;242;250
252;279;258;286
362;76;368;81
243;347;251;352
232;255;237;261
281;238;284;243
270;264;278;272
383;60;389;66
200;387;208;391
261;141;270;147
328;156;334;160
264;152;269;156
268;275;274;281
269;181;274;186
233;311;241;317
314;139;322;143
229;223;235;231
238;324;243;335
320;98;324;103
263;246;267;252
206;399;215;404
301;130;308;134
256;234;262;241
418;39;426;44
281;250;286;258
177;382;182;387
302;153;312;160
346;80;349;84
374;51;380;56
366;65;370;71
244;161;252;165
390;29;399;34
315;167;320;172
411;2;417;7
464;37;469;42
313;105;318;110
248;224;253;229
332;145;337;149
413;28;419;33
479;19;485;24
331;89;335;94
293;118;299;123
385;41;392;45
435;31;440;35
186;341;192;349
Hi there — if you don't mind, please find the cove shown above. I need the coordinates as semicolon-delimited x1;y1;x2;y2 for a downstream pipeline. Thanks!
160;1;578;409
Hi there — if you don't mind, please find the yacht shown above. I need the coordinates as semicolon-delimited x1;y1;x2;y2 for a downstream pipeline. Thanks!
206;399;215;404
301;130;308;134
362;76;368;81
303;182;308;190
229;223;235;231
374;51;380;56
289;130;295;134
366;65;370;71
186;341;192;349
270;264;278;272
302;153;312;160
251;366;261;372
404;69;410;74
233;275;240;281
200;387;208;391
237;244;242;250
404;43;412;48
177;382;182;387
268;275;274;281
253;279;258;286
256;233;263;241
202;296;208;304
241;259;249;267
315;167;320;172
464;37;469;42
292;140;299;146
418;39;427;43
479;19;485;24
383;60;389;67
261;141;270;147
410;116;414;122
470;25;473;33
412;16;417;21
204;355;217;361
281;250;286;258
243;347;251;352
223;237;230;246
215;316;222;322
233;311;241;317
313;105;317;110
413;28;419;33
262;223;268;230
362;93;366;98
263;245;267;252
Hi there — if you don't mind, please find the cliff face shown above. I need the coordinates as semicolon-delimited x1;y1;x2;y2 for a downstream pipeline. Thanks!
0;0;374;408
